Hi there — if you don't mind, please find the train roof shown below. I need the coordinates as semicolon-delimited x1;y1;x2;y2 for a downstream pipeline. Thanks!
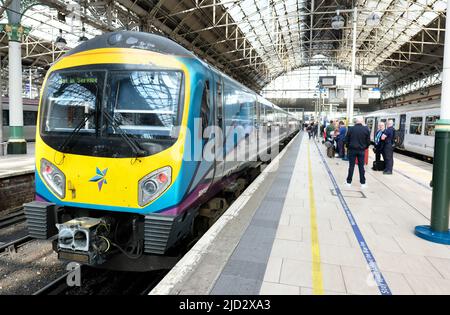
62;31;297;119
64;31;195;58
366;99;439;117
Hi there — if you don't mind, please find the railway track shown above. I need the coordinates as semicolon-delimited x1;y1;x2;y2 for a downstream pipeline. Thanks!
0;235;34;254
28;135;297;295
0;208;27;229
32;271;71;295
33;265;169;295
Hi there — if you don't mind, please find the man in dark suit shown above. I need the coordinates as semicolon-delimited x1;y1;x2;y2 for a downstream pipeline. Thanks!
381;120;395;174
344;117;371;188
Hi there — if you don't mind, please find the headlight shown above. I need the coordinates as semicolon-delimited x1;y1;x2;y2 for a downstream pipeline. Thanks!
138;166;171;206
40;158;66;198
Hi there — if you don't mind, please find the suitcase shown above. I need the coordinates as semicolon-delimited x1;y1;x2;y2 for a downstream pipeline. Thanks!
327;146;335;158
372;160;385;171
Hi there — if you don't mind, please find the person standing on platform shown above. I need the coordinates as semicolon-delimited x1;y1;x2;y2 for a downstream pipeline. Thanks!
372;122;385;170
307;123;312;139
336;121;347;158
326;120;334;143
344;117;371;188
312;122;318;139
381;120;395;175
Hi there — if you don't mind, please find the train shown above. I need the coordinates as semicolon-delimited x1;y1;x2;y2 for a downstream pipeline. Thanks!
364;99;439;158
24;31;300;271
2;98;38;141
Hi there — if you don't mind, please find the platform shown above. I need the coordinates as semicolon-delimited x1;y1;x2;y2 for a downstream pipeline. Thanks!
151;132;450;295
0;142;35;179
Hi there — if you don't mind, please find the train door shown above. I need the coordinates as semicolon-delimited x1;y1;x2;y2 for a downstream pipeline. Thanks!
366;117;374;141
255;100;261;162
212;76;225;182
374;117;378;142
405;114;425;154
397;114;406;148
423;111;439;156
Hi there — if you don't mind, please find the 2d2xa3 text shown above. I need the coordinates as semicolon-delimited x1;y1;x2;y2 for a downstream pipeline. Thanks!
179;299;271;312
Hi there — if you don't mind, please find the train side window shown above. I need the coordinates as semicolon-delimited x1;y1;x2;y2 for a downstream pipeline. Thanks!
255;101;260;125
2;110;8;126
409;117;423;135
216;81;222;124
24;111;37;126
366;118;373;132
200;81;210;133
425;115;439;136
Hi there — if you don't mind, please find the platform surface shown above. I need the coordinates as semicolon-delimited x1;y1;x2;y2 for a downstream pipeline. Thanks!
151;133;450;295
0;142;35;178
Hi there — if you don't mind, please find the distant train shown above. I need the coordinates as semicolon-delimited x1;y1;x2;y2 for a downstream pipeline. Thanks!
25;31;300;271
364;100;439;158
2;98;38;141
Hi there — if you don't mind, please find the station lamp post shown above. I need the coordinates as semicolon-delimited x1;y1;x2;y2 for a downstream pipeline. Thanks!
315;83;322;141
0;0;32;154
332;7;380;127
415;0;450;245
347;7;357;126
0;55;2;156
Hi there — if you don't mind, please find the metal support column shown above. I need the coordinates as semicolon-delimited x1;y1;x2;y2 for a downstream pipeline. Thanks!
347;6;357;126
415;0;450;245
317;89;321;142
0;55;2;156
1;0;30;154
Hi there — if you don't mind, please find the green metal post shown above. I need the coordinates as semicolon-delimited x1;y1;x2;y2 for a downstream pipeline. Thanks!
1;0;32;154
430;122;450;232
415;0;450;244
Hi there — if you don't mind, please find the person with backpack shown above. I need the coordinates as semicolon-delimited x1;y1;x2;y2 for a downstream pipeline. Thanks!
381;120;395;175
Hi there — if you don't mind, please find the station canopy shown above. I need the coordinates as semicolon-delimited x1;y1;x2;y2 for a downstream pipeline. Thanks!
0;0;445;100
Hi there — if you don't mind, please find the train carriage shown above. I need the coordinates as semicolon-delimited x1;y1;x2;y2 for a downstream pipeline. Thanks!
364;100;439;158
25;31;300;270
2;98;39;141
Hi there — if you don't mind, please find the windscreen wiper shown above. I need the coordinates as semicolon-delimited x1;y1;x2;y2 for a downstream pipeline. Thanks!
58;111;95;153
102;111;147;157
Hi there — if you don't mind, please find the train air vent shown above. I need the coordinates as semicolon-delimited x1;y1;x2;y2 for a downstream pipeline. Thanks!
24;201;58;239
143;214;175;254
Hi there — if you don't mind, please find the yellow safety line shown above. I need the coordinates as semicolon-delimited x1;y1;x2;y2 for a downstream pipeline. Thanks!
307;142;324;294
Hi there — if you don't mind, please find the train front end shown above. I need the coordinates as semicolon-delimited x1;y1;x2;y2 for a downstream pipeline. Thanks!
25;33;196;270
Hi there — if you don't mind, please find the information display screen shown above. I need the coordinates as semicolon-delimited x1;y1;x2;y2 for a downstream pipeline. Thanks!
363;75;380;86
319;76;336;86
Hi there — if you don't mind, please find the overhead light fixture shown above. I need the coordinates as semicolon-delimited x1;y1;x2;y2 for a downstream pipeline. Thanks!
433;0;447;12
331;14;345;30
78;26;88;43
366;12;381;27
55;29;67;50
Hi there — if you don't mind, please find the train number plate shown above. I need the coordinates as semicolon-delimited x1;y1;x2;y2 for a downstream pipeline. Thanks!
58;251;90;263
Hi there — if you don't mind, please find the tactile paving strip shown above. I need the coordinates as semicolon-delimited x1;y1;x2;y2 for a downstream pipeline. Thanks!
210;135;303;295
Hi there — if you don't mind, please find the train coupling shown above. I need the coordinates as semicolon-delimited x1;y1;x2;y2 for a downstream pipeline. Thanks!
55;217;112;265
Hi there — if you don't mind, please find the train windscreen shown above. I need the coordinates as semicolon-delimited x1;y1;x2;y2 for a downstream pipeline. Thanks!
40;67;184;158
108;70;183;138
